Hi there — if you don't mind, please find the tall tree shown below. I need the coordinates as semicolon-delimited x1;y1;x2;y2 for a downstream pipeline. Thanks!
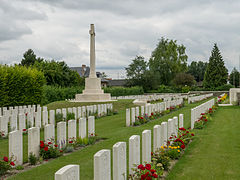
20;49;43;66
229;67;240;87
187;61;208;82
149;37;188;86
203;43;228;88
125;56;148;87
172;73;195;87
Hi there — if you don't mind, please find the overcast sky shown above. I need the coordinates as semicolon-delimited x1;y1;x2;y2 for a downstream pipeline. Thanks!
0;0;240;79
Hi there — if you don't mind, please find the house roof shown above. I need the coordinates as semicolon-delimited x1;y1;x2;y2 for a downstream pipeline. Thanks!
70;67;90;77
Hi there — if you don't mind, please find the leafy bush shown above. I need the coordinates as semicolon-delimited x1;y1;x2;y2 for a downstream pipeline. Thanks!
0;156;14;176
29;153;37;165
55;113;64;125
39;141;62;159
0;65;45;107
66;112;75;121
15;165;24;170
42;85;84;105
215;84;234;91
103;86;144;96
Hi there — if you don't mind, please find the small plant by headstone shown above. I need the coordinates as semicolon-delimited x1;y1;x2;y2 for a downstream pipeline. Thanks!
15;165;24;170
29;153;37;165
66;112;75;121
55;113;64;124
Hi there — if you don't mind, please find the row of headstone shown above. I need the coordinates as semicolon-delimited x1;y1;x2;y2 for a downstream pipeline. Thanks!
126;99;184;127
90;114;184;180
8;116;96;165
191;98;215;129
188;93;213;104
0;103;112;136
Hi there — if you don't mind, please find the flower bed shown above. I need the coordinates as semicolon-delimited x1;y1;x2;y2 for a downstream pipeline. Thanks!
133;104;184;126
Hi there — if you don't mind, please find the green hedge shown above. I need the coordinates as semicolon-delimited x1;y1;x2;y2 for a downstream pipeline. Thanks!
42;85;84;105
103;86;144;96
0;65;45;107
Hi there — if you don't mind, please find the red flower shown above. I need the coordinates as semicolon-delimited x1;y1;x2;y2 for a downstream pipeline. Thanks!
23;129;27;132
169;137;172;139
152;173;158;178
191;133;194;136
3;156;8;162
151;152;153;156
69;141;73;144
48;142;52;145
40;143;44;148
181;144;185;149
44;146;48;151
138;164;145;170
150;169;156;173
186;131;189;133
146;177;151;180
40;141;44;144
141;174;147;180
54;144;58;147
179;127;186;131
145;164;151;170
10;161;15;166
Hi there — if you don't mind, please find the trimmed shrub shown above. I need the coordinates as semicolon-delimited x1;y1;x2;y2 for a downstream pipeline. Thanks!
0;65;45;107
103;86;144;96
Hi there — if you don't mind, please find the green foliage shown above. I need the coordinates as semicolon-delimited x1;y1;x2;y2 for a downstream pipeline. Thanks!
28;153;37;165
172;73;195;87
215;84;234;91
0;159;11;176
40;142;61;160
149;37;188;86
103;86;144;96
0;65;45;107
20;49;43;67
125;56;148;87
203;43;228;88
15;165;24;170
188;61;208;82
42;85;84;105
66;112;75;121
229;67;240;87
33;60;84;87
55;113;64;125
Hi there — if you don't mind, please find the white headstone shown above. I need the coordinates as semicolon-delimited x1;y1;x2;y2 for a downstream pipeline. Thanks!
9;130;23;165
0;116;8;136
168;119;173;139
153;125;161;152
62;109;67;120
142;130;151;164
88;116;95;137
179;114;184;128
55;164;80;180
94;149;111;180
131;108;135;125
173;116;178;136
57;122;66;149
77;107;82;119
28;127;40;157
18;114;26;131
161;122;167;146
113;142;126;180
72;107;77;120
126;109;130;127
129;135;140;174
44;124;55;143
50;110;55;125
79;118;87;139
42;110;48;126
10;115;17;132
135;107;139;117
141;106;144;116
68;120;76;141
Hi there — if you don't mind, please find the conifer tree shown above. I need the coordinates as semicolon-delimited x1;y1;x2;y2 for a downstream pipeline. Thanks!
203;43;228;88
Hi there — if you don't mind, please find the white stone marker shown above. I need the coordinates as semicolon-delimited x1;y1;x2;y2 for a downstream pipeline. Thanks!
94;149;111;180
10;115;17;132
55;164;79;180
28;127;40;157
131;107;135;125
179;114;184;128
44;124;55;143
129;135;140;174
126;109;130;127
42;110;48;126
82;106;86;117
135;107;139;117
43;106;47;111
67;107;73;114
50;110;55;125
167;119;174;139
153;125;161;152
173;116;178;136
9;130;23;165
142;130;151;164
113;142;126;180
68;120;76;141
0;116;8;136
57;122;66;149
79;118;86;139
141;106;144;116
18;114;26;131
191;109;194;129
35;111;41;128
77;107;82;119
72;107;77;120
88;116;95;137
161;122;168;146
62;108;66;120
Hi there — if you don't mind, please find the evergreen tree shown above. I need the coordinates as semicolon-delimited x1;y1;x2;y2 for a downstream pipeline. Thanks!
229;67;240;87
203;44;228;88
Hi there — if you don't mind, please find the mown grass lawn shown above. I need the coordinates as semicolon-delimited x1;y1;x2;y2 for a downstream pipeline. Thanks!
1;99;212;180
166;106;240;180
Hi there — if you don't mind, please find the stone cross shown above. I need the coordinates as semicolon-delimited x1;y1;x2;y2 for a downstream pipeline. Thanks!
89;24;96;78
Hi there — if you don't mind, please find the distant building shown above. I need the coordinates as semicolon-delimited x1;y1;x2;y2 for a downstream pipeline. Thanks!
70;65;90;77
107;79;126;87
